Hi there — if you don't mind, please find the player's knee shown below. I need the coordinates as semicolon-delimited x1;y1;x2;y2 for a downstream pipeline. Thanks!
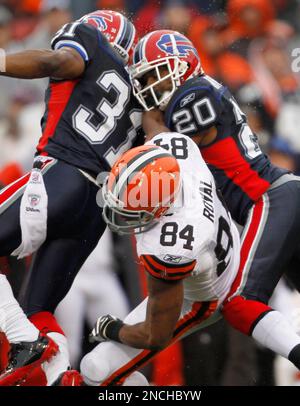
222;295;271;336
80;352;110;386
122;372;149;386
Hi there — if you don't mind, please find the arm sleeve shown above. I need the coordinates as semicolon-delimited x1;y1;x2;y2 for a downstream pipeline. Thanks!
51;22;99;65
140;254;196;281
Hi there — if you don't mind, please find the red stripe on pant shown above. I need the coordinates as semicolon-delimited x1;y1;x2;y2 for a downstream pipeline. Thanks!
222;197;272;335
226;197;265;300
0;159;54;206
0;174;30;206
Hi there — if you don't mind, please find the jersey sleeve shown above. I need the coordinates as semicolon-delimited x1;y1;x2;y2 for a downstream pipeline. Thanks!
140;254;196;281
51;22;99;64
165;85;223;135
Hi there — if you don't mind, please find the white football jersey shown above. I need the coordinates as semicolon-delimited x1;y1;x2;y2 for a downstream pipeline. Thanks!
136;132;240;306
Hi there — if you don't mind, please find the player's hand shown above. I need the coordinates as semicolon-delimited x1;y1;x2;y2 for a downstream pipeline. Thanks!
89;315;123;343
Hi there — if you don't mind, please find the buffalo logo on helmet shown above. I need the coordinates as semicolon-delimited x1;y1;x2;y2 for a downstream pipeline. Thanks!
156;33;198;59
81;12;113;31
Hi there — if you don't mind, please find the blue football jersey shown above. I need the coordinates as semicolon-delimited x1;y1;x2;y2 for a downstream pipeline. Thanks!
37;22;143;176
165;74;287;224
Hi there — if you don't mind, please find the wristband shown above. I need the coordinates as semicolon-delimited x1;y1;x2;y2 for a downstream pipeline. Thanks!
105;318;124;343
0;49;6;73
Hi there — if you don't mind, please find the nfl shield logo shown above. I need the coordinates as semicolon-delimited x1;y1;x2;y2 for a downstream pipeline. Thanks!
28;194;41;207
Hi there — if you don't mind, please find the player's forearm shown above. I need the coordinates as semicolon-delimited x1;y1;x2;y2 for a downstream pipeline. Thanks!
0;50;56;78
0;49;81;79
118;277;182;351
119;322;171;351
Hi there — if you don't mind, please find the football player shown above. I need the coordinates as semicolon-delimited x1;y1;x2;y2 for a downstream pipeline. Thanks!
0;10;140;385
129;30;300;370
80;131;242;386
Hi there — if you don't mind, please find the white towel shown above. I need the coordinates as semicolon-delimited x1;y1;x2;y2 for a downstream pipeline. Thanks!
11;167;48;259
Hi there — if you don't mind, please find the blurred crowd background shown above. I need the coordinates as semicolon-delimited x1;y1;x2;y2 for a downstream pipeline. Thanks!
1;0;300;386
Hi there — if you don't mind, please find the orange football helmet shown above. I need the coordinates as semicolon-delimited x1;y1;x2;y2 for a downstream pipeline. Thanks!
102;144;181;234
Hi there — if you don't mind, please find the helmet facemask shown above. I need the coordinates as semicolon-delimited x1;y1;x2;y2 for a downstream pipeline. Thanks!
130;56;188;111
102;178;160;235
101;144;182;235
102;173;181;235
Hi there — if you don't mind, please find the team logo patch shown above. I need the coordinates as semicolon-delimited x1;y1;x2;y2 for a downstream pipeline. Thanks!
180;93;196;107
31;172;41;184
28;194;41;207
157;34;198;58
83;13;113;31
163;254;183;264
